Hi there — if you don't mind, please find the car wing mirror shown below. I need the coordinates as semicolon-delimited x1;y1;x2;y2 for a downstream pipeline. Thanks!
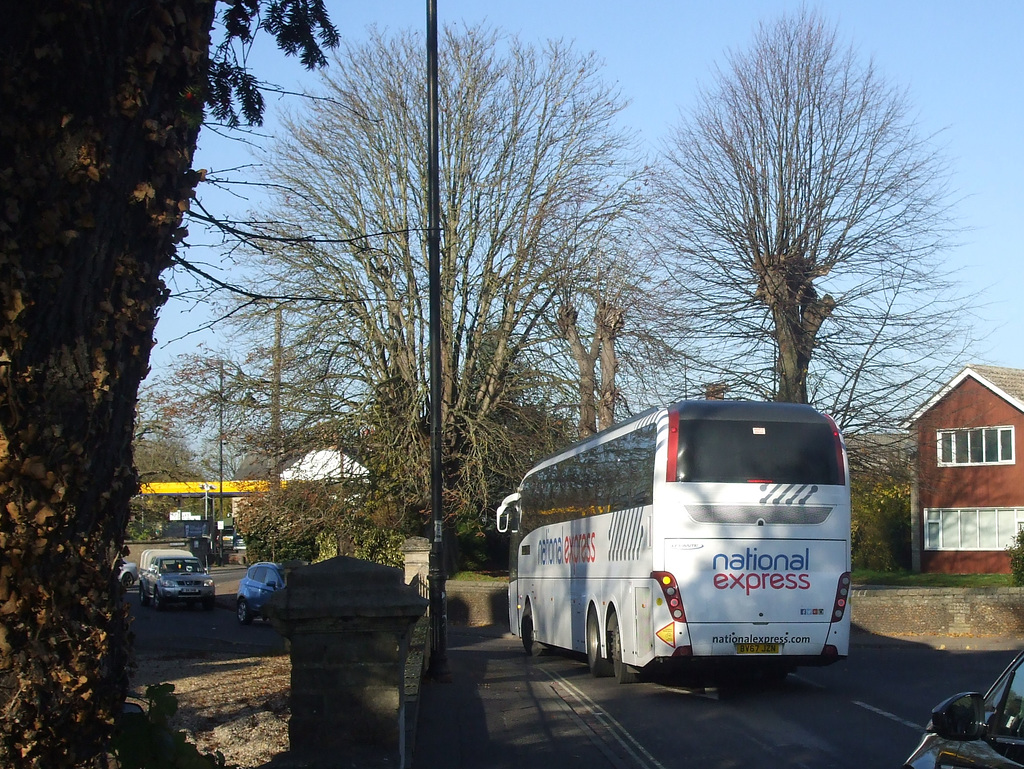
267;581;279;589
929;692;985;740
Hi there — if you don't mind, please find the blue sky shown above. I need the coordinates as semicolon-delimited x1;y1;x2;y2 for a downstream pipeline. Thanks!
152;0;1024;376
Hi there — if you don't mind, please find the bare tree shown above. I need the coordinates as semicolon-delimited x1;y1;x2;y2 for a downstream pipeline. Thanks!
651;9;974;431
555;231;663;438
221;25;646;527
133;385;205;484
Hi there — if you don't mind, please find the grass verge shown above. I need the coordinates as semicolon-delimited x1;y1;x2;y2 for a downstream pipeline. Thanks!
852;570;1014;587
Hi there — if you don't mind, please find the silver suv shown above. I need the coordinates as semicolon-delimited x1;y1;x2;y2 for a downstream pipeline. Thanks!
139;555;215;611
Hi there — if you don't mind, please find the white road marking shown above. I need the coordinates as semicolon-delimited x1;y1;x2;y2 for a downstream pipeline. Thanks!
853;700;923;730
542;667;670;769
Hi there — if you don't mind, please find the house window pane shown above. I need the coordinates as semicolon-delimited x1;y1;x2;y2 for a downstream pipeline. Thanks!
941;511;961;549
926;519;941;549
969;430;984;463
998;510;1018;548
1001;429;1014;461
985;430;999;463
955;433;970;463
940;432;953;464
979;510;999;549
960;511;979;549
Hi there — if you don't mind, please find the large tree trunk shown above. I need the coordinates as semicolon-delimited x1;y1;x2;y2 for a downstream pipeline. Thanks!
558;298;625;436
774;308;811;403
558;303;599;438
595;300;624;431
0;3;214;766
772;285;837;403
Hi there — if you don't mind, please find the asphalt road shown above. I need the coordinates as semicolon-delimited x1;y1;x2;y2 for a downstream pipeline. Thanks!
123;566;1021;767
486;636;1019;769
127;565;285;655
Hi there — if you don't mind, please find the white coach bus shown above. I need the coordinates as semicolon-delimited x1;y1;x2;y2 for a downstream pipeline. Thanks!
496;399;851;683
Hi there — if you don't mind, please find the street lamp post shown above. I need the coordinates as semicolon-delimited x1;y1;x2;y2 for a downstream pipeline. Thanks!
200;482;214;569
425;0;449;681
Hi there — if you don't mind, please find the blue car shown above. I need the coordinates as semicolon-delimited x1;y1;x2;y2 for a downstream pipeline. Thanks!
235;562;286;625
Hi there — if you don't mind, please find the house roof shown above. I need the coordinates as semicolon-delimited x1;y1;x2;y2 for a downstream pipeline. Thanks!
235;448;367;482
280;449;367;482
906;364;1024;424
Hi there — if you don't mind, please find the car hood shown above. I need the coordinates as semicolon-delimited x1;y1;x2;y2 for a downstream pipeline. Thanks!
903;733;961;769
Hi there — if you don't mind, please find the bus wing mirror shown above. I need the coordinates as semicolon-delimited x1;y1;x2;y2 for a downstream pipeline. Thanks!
496;493;521;534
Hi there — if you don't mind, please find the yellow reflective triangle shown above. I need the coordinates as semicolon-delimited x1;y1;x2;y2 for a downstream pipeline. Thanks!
656;623;676;647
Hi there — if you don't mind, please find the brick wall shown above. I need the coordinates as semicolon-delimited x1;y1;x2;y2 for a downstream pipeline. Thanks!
446;582;509;627
850;586;1024;637
449;581;1024;638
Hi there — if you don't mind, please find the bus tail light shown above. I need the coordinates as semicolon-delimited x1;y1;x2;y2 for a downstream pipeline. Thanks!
666;408;679;482
831;572;851;622
672;645;693;657
651;571;686;622
824;414;847;484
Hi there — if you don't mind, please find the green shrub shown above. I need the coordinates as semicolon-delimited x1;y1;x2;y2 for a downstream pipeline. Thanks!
353;527;405;568
112;683;235;769
1007;529;1024;586
851;479;911;571
455;516;507;573
235;482;344;563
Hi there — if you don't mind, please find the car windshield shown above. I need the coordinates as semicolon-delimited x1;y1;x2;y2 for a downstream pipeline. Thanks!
159;558;202;574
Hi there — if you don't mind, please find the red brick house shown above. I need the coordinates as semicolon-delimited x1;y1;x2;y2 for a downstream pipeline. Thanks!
908;365;1024;573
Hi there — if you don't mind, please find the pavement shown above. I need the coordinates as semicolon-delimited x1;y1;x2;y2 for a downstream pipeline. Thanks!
405;625;1022;769
409;625;630;769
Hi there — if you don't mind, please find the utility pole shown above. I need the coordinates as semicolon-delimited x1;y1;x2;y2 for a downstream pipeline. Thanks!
218;361;225;565
271;308;284;484
425;0;450;681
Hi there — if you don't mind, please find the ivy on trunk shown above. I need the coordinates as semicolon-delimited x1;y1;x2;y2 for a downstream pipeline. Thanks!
0;3;216;765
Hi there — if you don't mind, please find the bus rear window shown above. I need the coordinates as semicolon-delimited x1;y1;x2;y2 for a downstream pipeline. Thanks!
675;418;842;485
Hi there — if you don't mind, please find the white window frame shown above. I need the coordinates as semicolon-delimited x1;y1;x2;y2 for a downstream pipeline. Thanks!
924;507;1024;550
936;426;1015;467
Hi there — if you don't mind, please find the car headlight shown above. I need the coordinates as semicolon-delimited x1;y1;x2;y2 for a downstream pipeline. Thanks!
159;578;175;588
204;579;214;587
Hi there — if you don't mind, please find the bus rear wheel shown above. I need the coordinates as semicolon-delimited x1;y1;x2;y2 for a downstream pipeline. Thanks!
521;609;545;657
586;608;612;677
608;612;639;684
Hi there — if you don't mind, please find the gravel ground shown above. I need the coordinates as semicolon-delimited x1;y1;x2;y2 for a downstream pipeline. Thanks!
130;649;292;768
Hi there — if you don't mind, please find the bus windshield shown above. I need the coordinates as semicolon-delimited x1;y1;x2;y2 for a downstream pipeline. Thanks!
676;417;841;485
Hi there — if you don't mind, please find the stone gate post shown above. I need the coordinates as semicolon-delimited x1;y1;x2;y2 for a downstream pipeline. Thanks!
264;556;428;768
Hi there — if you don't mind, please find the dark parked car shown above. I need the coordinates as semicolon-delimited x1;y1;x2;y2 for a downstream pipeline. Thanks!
236;562;286;625
903;649;1024;768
